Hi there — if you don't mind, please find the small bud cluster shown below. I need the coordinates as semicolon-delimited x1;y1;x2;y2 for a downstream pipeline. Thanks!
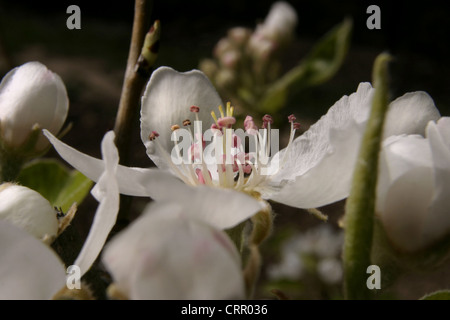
199;2;298;114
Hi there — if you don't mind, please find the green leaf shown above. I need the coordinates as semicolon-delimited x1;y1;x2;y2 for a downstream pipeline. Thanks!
421;290;450;300
17;159;93;212
260;18;353;113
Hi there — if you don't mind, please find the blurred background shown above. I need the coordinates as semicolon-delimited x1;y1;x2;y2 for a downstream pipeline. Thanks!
0;0;449;299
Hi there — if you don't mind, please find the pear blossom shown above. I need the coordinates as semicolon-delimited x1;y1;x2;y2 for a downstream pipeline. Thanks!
0;183;58;242
45;67;439;225
139;67;439;210
376;117;450;252
102;201;245;300
0;131;120;299
0;61;68;152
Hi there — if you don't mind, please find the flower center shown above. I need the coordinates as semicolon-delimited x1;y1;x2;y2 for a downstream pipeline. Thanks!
149;103;300;191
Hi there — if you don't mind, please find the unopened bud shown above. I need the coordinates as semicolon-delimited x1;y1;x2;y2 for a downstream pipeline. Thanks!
0;62;69;153
136;20;161;76
0;183;58;242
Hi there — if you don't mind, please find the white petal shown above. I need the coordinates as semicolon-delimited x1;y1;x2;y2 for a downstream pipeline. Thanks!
424;119;450;246
164;184;264;229
0;221;66;299
263;84;440;209
44;129;183;199
140;67;223;170
376;134;432;212
0;61;68;150
73;131;120;276
378;166;434;252
102;202;245;300
383;91;440;138
264;83;374;208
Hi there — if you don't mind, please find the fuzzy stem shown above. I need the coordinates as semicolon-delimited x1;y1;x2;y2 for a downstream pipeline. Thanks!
343;53;391;300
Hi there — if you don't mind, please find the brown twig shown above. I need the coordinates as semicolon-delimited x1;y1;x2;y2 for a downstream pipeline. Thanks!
113;0;154;231
114;0;152;165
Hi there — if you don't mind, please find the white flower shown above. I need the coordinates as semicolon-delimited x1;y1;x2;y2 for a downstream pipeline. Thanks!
0;132;120;299
45;67;439;225
0;183;58;242
139;67;439;210
102;201;245;300
0;62;68;151
376;117;450;252
43;130;264;231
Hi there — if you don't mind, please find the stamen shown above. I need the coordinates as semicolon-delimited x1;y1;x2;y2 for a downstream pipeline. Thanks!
172;129;198;185
293;122;301;130
226;102;231;117
149;132;192;185
218;105;225;118
261;115;273;158
244;115;258;134
288;114;296;123
149;131;159;141
171;124;180;131
211;111;219;125
190;105;200;113
183;119;191;126
262;114;273;129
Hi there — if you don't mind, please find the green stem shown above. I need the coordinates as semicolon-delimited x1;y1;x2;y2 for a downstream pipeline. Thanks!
343;53;391;300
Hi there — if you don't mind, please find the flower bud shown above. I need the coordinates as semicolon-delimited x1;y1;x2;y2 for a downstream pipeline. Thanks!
198;58;218;80
257;1;298;44
0;61;69;153
227;27;252;47
376;117;450;254
0;183;58;242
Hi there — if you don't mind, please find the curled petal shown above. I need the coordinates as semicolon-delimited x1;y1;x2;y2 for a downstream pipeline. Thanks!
73;131;120;276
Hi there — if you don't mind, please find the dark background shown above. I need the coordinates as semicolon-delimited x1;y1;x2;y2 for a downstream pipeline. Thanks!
1;0;449;299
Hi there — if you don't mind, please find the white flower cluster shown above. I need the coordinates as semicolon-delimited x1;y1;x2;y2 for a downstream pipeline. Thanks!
0;53;448;299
